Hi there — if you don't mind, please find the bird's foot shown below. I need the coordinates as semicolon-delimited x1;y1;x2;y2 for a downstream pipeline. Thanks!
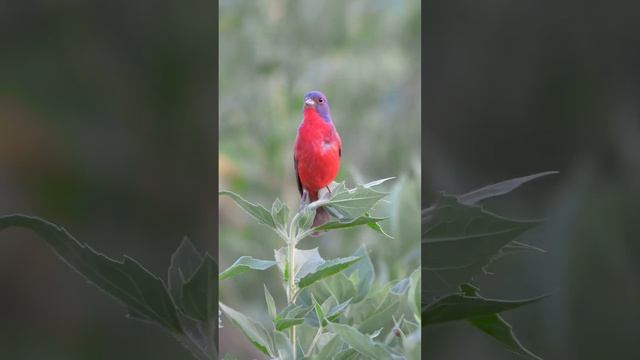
299;189;310;211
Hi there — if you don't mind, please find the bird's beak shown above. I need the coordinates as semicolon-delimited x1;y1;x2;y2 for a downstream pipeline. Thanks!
304;97;315;106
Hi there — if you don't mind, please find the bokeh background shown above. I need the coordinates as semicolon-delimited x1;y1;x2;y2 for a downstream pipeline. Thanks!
218;0;420;358
424;1;640;359
0;1;216;359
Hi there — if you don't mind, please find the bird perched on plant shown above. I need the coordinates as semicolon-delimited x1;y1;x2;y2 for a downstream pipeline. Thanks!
294;90;342;229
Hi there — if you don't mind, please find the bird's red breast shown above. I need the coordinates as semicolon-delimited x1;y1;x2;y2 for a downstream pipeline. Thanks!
294;95;341;203
294;107;341;201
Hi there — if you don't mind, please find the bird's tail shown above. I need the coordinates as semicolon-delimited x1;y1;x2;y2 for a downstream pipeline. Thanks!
309;190;330;230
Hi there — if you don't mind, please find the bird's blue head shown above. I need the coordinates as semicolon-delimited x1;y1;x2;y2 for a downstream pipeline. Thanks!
303;90;332;122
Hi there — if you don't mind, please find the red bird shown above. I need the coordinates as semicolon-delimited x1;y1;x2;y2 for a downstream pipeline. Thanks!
294;91;342;228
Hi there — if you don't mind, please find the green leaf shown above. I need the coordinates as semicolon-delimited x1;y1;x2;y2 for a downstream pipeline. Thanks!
422;194;542;298
271;198;290;229
275;303;313;331
317;273;358;305
390;278;411;295
361;177;395;188
296;206;316;233
458;171;558;205
321;182;388;219
366;220;394;238
274;247;289;282
355;286;401;334
298;256;362;289
326;298;352;322
219;190;276;228
292;248;325;280
313;295;327;327
312;215;389;232
182;254;217;322
168;237;203;309
264;285;277;321
328;322;393;360
277;247;360;290
305;295;352;328
407;269;421;319
218;256;276;281
334;349;359;360
314;334;343;359
469;314;542;360
219;302;273;356
0;215;182;333
463;284;542;360
274;331;294;360
343;245;375;303
422;284;549;325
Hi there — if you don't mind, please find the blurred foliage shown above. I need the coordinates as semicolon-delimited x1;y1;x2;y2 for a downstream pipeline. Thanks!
218;0;420;358
0;216;218;360
0;1;216;359
424;1;640;359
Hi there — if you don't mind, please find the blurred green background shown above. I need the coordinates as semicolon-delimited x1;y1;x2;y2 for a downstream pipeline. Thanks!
218;0;420;358
424;1;640;359
0;1;216;359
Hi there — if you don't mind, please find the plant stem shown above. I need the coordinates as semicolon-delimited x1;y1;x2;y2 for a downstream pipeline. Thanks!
289;238;297;359
287;212;300;360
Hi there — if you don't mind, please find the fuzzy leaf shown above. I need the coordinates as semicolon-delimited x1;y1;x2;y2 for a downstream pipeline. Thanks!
390;278;411;295
458;171;558;205
182;254;217;322
219;302;272;356
274;331;294;360
167;237;203;309
408;268;421;319
422;194;542;298
218;256;276;281
275;304;313;331
423;284;549;325
328;322;393;360
321;183;387;219
469;314;542;360
219;190;276;228
361;177;395;188
326;298;352;322
264;285;277;321
298;256;361;289
0;215;182;333
463;284;542;359
312;215;389;232
296;206;316;233
342;245;375;302
313;296;327;327
271;198;290;229
355;286;401;334
314;334;342;359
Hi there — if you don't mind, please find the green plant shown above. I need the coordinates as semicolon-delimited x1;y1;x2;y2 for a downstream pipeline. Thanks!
219;178;421;359
422;171;557;359
0;217;218;360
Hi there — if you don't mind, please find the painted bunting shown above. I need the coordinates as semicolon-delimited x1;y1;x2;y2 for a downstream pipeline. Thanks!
294;90;342;228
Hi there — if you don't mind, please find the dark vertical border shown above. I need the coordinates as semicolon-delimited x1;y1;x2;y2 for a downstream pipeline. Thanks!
212;1;220;356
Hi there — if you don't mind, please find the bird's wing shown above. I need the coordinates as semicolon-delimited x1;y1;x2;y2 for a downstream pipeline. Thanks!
294;154;303;195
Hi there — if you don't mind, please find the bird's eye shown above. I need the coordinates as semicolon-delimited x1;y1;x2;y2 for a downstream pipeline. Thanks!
318;98;324;103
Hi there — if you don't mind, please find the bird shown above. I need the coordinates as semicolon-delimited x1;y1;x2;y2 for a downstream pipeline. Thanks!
293;90;342;229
